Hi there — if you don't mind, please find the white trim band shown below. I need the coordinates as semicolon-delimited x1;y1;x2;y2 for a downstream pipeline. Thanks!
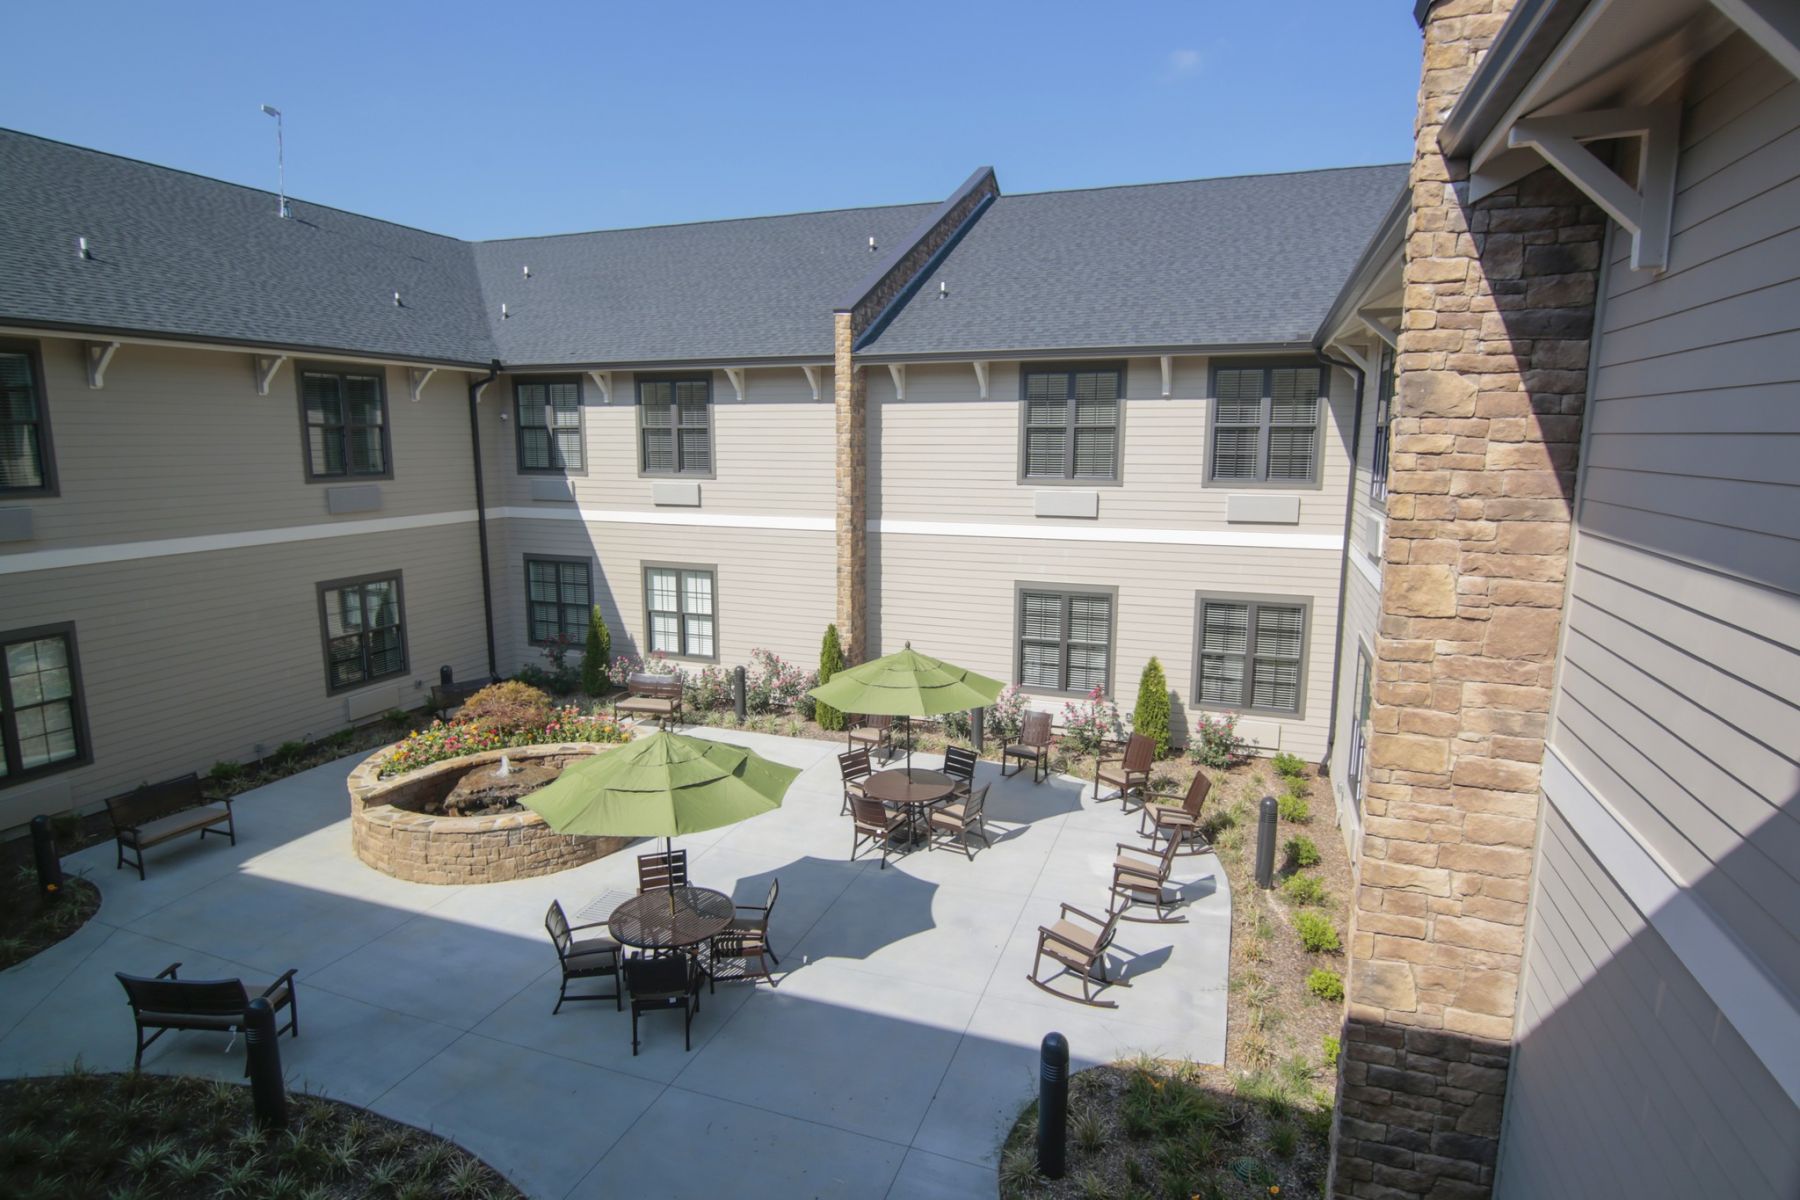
492;506;833;532
0;509;478;575
1541;747;1800;1107
1350;548;1383;592
870;517;1343;550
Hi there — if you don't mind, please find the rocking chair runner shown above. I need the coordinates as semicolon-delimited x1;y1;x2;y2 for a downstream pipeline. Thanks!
1111;832;1186;923
1094;733;1155;808
1027;902;1127;1008
1138;771;1213;855
1000;712;1053;783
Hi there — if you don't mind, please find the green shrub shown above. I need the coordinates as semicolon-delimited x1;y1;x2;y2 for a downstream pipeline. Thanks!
207;760;243;784
1284;835;1321;869
272;741;307;765
1307;968;1345;1002
815;624;846;732
1272;751;1307;778
580;606;611;696
1295;912;1341;953
1130;656;1172;757
1277;791;1311;823
1282;872;1328;906
1189;710;1246;768
1321;1033;1341;1068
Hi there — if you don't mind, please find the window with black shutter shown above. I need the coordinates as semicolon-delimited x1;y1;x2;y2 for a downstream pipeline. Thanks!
0;342;55;496
1194;592;1310;716
1017;587;1114;694
526;558;592;645
1206;362;1325;486
516;377;584;472
1021;365;1122;481
300;367;389;480
638;376;712;475
318;574;407;692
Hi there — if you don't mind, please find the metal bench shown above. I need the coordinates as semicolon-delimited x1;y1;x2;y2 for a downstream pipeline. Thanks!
428;680;483;721
613;673;683;730
105;773;235;880
115;962;298;1069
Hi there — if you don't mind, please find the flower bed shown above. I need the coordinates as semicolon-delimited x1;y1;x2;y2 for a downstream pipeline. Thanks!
377;706;627;778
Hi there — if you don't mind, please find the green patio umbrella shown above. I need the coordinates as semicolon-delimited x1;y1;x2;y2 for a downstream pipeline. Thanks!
808;643;1004;774
522;731;801;883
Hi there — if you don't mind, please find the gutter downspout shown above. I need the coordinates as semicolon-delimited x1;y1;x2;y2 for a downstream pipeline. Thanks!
1316;348;1365;781
468;360;501;683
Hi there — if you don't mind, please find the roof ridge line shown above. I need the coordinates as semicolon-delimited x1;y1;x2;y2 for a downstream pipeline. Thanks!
1001;161;1410;200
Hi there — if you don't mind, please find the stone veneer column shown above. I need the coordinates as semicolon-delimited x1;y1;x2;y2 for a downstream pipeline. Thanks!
834;310;867;663
1331;2;1604;1197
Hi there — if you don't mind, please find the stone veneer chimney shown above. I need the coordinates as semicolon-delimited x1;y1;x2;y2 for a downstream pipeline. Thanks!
1331;2;1604;1196
831;167;999;662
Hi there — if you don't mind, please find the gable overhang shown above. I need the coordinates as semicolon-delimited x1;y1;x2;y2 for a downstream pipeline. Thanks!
1313;185;1409;352
1442;0;1797;273
0;317;492;372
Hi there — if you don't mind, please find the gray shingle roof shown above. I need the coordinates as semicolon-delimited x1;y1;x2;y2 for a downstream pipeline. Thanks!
0;129;495;366
471;204;936;366
0;128;1407;367
858;164;1410;358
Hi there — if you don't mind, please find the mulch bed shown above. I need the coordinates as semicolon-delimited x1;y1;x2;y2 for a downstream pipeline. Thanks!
0;872;101;972
0;1071;520;1200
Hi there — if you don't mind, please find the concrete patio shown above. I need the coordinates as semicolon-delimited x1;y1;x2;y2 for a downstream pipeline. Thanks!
0;728;1230;1199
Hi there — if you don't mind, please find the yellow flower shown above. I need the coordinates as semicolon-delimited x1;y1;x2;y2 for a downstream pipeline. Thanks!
1270;1188;1281;1196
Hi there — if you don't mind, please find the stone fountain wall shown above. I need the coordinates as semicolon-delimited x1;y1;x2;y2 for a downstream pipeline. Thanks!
348;742;629;884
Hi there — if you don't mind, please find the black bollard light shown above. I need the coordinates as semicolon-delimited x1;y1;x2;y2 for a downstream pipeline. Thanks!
970;708;985;756
30;815;64;900
1038;1032;1069;1179
733;665;747;722
1255;794;1279;889
244;997;288;1131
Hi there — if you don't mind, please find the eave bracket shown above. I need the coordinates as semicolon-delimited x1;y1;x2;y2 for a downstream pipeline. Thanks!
588;370;612;404
972;360;989;401
1160;355;1173;399
887;363;906;401
724;367;748;403
253;353;288;396
1477;98;1681;272
85;341;120;390
800;364;822;402
407;367;437;403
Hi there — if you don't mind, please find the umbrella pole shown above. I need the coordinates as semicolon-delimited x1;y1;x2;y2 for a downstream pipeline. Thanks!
666;836;677;916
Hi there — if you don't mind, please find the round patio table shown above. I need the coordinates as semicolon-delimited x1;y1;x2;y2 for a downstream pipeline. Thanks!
864;767;955;849
608;885;735;951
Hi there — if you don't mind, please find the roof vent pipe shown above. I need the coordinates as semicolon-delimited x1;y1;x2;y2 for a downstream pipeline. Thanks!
501;303;509;319
77;236;91;260
939;280;948;297
868;236;877;252
522;265;531;278
393;291;402;307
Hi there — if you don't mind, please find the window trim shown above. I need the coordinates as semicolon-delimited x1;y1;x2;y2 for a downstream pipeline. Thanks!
0;338;59;498
1012;581;1119;698
1191;589;1313;720
1203;358;1328;491
513;374;588;476
1015;361;1128;486
524;554;595;647
1369;347;1394;509
641;561;719;663
635;373;716;479
0;622;92;788
1346;638;1373;814
296;362;394;484
315;571;410;695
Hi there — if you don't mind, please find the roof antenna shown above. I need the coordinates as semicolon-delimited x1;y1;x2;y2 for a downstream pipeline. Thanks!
77;236;91;260
259;105;290;218
868;236;877;252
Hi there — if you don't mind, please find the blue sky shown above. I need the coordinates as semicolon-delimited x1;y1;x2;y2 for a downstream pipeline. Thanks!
2;1;1422;240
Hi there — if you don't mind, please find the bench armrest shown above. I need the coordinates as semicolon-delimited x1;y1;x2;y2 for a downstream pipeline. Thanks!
568;919;612;934
259;968;298;999
1059;903;1108;928
157;962;182;980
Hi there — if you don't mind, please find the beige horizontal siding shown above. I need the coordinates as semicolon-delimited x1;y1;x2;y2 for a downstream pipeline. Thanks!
491;516;835;679
16;339;479;551
482;369;836;518
868;356;1354;534
0;523;487;826
1497;807;1799;1199
869;531;1341;757
1548;31;1800;1003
